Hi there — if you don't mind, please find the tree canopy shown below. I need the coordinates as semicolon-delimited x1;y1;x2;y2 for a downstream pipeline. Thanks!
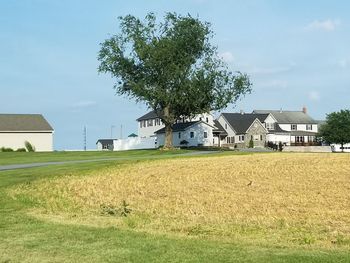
320;109;350;151
98;13;252;148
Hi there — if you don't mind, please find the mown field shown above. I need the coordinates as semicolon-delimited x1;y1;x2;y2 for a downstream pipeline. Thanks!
1;151;350;262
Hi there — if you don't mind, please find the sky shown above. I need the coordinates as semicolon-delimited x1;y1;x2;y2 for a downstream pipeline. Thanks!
1;0;349;150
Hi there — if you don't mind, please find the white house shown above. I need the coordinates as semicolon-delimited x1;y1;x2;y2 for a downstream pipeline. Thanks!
155;121;215;147
137;110;215;138
0;114;54;151
253;108;319;146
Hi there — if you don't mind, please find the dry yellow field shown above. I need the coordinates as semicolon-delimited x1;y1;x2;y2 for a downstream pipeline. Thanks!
12;153;350;249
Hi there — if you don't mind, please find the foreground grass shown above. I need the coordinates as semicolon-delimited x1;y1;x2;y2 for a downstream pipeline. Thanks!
0;149;194;165
1;152;350;262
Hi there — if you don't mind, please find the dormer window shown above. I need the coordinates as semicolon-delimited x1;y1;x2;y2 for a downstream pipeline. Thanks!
206;117;209;123
291;124;297;130
265;123;275;130
306;124;312;131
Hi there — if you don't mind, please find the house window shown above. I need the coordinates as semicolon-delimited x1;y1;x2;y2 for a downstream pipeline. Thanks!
206;117;209;123
147;119;153;127
260;135;263;141
139;121;142;128
239;135;245;142
204;132;208;138
143;120;146;127
190;132;194;138
199;117;202;121
225;123;227;129
102;144;109;150
231;136;234;143
155;118;160;126
291;124;297;130
306;124;312;131
178;132;181;139
266;123;275;130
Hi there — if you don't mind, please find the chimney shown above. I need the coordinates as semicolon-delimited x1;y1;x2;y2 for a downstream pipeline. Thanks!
302;106;307;114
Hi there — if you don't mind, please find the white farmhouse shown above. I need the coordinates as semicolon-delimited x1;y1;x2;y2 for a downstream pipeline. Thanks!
0;114;54;151
155;121;215;147
253;108;319;145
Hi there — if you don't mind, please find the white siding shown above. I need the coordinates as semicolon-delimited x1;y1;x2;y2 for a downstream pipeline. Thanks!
217;115;236;137
0;132;53;151
279;124;318;132
156;122;213;147
138;118;164;138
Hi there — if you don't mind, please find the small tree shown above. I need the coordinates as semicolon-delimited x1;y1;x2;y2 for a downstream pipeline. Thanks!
320;109;350;152
248;138;254;148
98;13;252;148
24;141;36;152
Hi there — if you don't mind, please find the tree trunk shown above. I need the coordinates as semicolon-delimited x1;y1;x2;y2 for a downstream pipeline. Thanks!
163;106;174;149
341;142;344;153
164;123;173;149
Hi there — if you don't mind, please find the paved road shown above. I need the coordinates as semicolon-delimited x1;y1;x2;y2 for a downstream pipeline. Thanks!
0;151;221;172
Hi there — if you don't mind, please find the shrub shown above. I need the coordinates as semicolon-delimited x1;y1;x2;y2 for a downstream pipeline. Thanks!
24;141;36;152
248;139;254;148
0;147;14;152
16;148;27;152
180;140;189;146
278;141;283;152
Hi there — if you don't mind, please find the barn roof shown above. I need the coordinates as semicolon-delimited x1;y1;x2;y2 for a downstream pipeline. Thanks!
0;114;53;132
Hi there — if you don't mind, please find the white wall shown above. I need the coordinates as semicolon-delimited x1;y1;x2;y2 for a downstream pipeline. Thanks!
217;115;236;137
113;137;156;151
157;122;213;147
0;132;53;151
138;118;164;138
279;124;318;132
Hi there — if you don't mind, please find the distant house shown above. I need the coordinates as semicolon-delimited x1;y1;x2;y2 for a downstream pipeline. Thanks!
0;114;54;151
96;139;115;151
155;121;215;147
253;108;319;146
217;113;268;148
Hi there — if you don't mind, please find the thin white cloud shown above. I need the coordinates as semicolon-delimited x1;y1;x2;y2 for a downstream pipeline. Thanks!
305;19;340;32
308;91;321;101
219;51;235;63
72;100;97;108
259;79;288;90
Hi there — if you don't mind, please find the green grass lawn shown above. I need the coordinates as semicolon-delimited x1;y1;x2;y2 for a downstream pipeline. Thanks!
0;149;194;165
0;151;349;262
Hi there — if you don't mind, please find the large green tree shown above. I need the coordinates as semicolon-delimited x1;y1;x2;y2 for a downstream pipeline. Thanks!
320;109;350;152
98;13;252;148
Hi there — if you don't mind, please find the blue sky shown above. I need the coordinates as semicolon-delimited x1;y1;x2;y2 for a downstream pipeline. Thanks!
1;0;349;150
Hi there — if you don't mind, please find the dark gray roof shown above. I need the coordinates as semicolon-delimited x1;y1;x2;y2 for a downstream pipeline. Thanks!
137;110;160;121
213;120;228;135
253;110;316;124
128;133;138;137
155;121;200;134
0;114;53;132
96;139;115;144
221;113;267;134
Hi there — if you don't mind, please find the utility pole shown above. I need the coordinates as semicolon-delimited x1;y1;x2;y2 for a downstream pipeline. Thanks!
111;125;115;139
120;124;123;139
83;126;87;151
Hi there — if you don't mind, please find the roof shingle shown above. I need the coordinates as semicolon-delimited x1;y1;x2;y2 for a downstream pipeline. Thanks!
0;114;53;132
